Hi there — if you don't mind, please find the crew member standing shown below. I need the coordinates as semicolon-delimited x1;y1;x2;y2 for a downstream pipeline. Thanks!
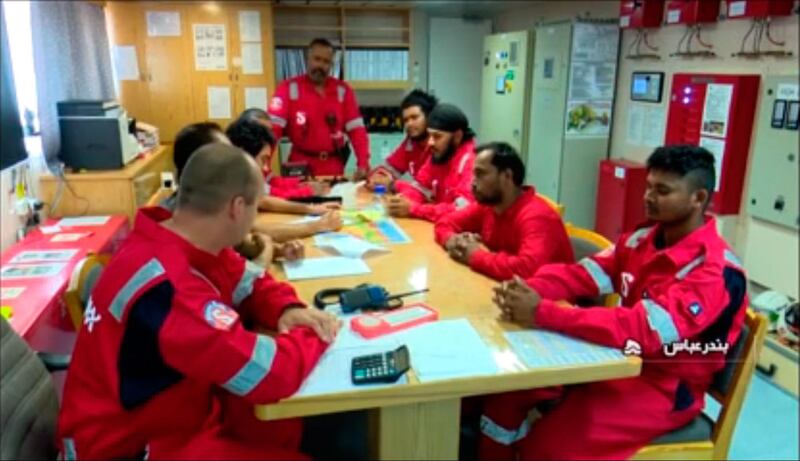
269;38;370;179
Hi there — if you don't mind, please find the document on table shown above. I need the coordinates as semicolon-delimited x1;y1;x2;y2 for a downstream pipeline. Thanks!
504;330;626;368
282;256;370;280
295;316;408;397
314;233;389;258
57;216;110;227
10;249;79;264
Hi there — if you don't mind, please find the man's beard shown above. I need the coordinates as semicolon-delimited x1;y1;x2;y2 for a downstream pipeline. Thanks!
431;140;457;165
309;68;327;83
474;189;502;206
408;128;428;142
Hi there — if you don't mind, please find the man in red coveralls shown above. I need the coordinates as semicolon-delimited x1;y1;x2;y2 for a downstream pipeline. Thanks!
268;38;370;179
385;103;477;222
434;142;573;281
367;89;438;189
481;145;748;460
57;144;340;460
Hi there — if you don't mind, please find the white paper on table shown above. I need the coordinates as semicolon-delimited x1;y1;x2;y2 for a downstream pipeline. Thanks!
314;233;389;259
239;11;261;42
146;11;181;37
328;181;361;209
207;86;231;119
10;249;79;264
51;233;91;243
282;256;371;281
295;317;407;397
504;330;626;369
57;216;110;227
244;87;268;110
0;263;66;279
386;319;499;383
289;215;321;224
39;225;62;235
241;43;263;75
0;286;25;300
111;45;140;81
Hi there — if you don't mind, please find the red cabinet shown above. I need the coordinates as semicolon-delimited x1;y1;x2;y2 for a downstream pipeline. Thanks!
665;0;721;24
595;159;648;242
726;0;794;19
620;0;666;28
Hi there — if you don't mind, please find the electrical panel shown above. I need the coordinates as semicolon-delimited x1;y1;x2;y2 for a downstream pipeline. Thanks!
726;0;795;19
664;73;761;215
665;0;722;25
746;76;799;229
620;0;666;28
595;159;649;242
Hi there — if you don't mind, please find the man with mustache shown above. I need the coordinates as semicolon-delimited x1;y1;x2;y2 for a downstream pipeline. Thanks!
481;145;748;460
434;142;573;281
367;89;438;190
385;103;477;222
268;38;370;180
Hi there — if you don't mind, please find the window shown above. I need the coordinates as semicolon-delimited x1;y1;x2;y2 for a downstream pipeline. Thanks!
2;1;41;157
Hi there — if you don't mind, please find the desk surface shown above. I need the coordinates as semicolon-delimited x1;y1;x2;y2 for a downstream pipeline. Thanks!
253;194;641;421
39;145;169;181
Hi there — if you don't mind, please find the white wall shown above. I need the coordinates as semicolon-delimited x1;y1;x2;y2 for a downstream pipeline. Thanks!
492;1;800;298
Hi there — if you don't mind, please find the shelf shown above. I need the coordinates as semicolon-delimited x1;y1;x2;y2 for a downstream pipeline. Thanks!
344;27;409;32
349;80;411;90
344;42;411;49
274;25;343;32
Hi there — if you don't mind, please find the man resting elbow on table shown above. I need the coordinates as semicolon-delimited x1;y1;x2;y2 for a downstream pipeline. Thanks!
478;145;748;460
434;142;573;281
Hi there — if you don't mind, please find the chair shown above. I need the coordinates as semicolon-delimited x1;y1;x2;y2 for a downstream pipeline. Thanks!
0;317;69;460
564;223;619;307
64;253;109;330
536;192;565;217
631;309;769;460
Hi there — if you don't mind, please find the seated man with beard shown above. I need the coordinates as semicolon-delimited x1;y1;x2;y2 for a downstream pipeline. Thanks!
434;142;573;281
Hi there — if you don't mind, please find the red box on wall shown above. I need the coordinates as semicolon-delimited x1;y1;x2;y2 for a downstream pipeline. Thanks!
665;0;722;25
595;159;648;242
664;73;761;215
620;0;666;28
726;0;795;19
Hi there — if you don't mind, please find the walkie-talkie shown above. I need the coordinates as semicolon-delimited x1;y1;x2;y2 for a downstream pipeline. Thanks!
314;284;429;313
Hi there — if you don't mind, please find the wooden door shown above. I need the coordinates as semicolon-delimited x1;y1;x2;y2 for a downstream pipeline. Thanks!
228;4;276;117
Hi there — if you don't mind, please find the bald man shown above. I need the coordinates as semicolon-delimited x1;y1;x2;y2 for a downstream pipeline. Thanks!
58;144;340;460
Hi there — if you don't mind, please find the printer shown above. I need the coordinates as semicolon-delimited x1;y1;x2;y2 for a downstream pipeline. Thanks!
57;100;140;170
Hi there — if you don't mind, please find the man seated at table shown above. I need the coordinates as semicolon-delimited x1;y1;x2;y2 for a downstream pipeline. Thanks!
480;145;748;460
166;122;341;255
366;89;437;190
384;103;477;222
434;142;573;281
57;144;341;460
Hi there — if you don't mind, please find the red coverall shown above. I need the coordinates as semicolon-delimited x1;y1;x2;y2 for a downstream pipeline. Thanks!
263;170;314;199
394;138;477;222
434;187;574;281
371;136;431;182
57;207;328;460
268;75;370;176
480;217;748;460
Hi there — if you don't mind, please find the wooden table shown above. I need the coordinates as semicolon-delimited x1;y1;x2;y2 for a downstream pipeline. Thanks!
253;196;641;460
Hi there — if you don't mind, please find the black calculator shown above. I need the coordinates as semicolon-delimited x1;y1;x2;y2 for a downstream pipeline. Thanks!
351;345;410;385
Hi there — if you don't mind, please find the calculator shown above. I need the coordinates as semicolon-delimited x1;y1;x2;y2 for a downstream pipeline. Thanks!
351;345;410;385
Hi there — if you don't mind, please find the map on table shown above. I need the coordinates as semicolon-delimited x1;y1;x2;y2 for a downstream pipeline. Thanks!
504;330;626;368
339;205;411;245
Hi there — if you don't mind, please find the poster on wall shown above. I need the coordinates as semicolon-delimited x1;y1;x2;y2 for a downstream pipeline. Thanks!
239;11;261;42
193;24;227;71
146;11;181;37
699;136;725;191
701;84;733;138
566;101;612;136
244;87;268;110
208;86;231;119
241;43;263;75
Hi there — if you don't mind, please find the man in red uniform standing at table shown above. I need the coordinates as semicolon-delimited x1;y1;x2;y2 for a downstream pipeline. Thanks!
434;142;573;281
269;38;370;180
480;145;748;460
367;89;438;189
385;103;477;222
57;144;340;460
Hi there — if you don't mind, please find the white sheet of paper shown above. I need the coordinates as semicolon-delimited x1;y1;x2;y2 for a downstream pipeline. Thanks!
504;330;626;368
207;86;231;119
10;249;79;264
389;319;499;383
314;233;389;259
193;24;227;71
328;182;361;209
239;11;261;42
642;105;666;147
0;287;25;300
699;136;726;191
701;83;733;138
244;87;268;110
57;216;110;227
626;104;644;145
283;256;371;281
0;263;66;279
146;11;181;37
51;233;91;243
241;43;263;74
39;225;62;235
290;215;321;225
295;318;407;397
111;45;140;81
